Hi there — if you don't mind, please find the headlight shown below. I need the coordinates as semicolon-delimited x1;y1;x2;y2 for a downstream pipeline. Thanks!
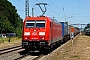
39;32;45;35
24;32;30;35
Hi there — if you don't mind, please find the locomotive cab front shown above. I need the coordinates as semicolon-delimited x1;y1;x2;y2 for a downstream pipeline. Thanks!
22;17;51;51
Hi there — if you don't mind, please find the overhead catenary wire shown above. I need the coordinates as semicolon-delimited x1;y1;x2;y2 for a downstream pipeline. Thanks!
48;0;67;19
35;0;64;18
48;0;65;14
32;0;66;20
41;0;43;2
48;0;61;9
47;7;61;17
36;0;40;2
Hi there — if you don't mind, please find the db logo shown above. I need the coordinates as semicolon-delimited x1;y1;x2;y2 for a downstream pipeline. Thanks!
32;32;37;35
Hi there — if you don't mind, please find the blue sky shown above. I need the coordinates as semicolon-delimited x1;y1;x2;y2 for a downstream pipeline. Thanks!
8;0;90;26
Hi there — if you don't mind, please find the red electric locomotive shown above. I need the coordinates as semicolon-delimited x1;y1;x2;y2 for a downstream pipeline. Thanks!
22;16;62;51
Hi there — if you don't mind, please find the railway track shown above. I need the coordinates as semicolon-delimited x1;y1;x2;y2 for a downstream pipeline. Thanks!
0;44;49;60
14;53;44;60
0;46;45;60
33;54;43;60
0;45;22;55
0;34;73;60
0;42;69;60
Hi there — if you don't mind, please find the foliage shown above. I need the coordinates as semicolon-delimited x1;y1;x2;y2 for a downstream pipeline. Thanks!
84;23;90;32
0;0;23;37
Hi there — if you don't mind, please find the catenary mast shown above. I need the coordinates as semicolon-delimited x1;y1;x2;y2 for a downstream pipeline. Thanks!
25;0;29;17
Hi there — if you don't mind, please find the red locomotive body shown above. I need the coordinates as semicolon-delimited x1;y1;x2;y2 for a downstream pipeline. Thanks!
22;16;62;51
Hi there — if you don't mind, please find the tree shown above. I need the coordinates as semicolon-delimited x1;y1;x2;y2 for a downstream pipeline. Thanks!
0;0;23;37
84;23;90;32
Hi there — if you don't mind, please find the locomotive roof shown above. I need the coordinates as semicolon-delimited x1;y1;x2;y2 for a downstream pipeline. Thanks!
25;16;60;24
25;16;50;20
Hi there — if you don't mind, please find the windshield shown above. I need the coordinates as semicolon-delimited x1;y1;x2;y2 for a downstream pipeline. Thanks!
36;20;45;28
26;20;35;28
26;20;45;28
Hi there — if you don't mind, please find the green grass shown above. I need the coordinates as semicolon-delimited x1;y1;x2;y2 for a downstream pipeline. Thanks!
0;37;21;43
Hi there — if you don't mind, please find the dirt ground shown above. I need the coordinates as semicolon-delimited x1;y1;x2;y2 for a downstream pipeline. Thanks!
44;34;90;60
1;34;90;60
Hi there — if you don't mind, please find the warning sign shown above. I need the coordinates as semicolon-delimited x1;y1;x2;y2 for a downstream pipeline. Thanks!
70;27;74;32
70;27;74;39
70;32;74;39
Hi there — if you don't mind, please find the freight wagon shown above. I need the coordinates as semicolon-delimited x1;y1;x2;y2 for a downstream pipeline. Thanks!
60;22;70;42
